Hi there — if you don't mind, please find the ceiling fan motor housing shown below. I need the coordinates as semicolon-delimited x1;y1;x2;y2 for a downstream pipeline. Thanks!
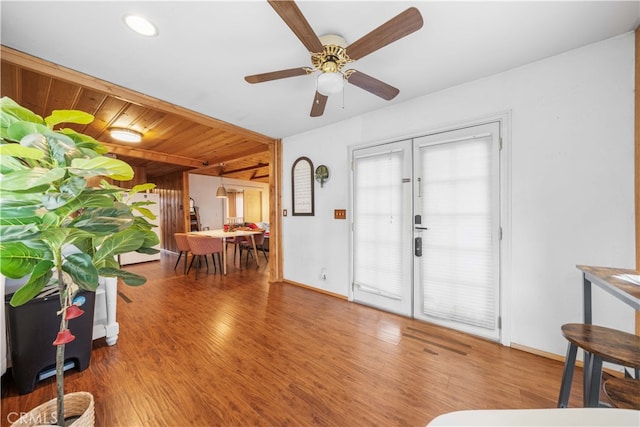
312;34;352;75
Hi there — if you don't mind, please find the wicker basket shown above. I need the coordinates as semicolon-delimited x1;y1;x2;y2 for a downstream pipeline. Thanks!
12;391;94;427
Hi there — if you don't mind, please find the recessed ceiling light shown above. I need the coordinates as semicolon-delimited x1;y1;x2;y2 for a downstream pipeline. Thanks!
124;14;158;37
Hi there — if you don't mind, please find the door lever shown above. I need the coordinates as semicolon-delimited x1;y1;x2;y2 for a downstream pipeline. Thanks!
415;226;429;230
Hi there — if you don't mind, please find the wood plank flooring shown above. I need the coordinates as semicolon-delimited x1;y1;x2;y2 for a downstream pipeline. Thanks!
2;252;586;426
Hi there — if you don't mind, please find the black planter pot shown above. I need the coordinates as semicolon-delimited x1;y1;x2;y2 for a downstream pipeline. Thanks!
5;289;96;395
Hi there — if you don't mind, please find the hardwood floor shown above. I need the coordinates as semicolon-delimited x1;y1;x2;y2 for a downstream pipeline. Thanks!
2;252;585;426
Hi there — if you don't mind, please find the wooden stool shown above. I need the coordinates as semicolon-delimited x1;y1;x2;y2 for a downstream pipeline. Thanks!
557;323;640;408
603;377;640;409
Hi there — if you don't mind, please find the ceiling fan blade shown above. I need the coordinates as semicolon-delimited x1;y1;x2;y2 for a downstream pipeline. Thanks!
268;0;324;53
346;7;423;61
346;70;399;101
244;67;309;84
310;91;328;117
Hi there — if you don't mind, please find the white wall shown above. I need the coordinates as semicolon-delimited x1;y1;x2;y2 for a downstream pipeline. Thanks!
281;32;636;357
189;174;269;230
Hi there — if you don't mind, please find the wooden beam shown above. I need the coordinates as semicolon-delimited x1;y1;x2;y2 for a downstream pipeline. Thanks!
100;141;205;168
194;146;271;173
635;27;640;335
221;163;269;176
1;46;276;146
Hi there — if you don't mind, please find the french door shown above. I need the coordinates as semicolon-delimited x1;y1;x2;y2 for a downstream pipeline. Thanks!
352;122;502;340
352;139;413;316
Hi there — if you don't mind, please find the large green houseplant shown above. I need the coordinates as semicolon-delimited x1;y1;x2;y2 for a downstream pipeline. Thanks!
0;96;159;425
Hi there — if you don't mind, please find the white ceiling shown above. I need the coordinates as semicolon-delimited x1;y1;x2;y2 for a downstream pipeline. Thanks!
1;1;639;139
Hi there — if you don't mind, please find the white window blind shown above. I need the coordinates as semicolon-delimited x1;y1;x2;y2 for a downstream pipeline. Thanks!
353;150;404;299
419;136;496;329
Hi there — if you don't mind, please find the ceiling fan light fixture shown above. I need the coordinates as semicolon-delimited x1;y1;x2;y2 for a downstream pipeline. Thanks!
109;127;143;143
317;72;344;96
124;14;158;37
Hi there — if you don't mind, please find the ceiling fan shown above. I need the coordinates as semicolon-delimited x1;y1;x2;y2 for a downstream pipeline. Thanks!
244;1;423;117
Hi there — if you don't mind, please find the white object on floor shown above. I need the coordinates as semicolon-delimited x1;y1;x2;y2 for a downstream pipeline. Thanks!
427;408;640;426
92;276;119;345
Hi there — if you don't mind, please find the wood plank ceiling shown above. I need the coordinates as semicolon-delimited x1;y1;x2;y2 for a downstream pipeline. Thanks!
0;47;274;182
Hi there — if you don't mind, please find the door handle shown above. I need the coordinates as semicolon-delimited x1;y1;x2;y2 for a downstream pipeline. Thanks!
415;227;429;230
415;237;422;257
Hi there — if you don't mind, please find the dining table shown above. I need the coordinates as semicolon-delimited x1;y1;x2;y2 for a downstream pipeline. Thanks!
190;229;263;275
574;265;640;406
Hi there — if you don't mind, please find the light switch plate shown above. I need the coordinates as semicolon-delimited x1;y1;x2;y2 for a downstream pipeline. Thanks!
334;209;346;219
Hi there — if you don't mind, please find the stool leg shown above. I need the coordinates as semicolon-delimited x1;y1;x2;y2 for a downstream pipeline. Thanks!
583;350;593;407
558;342;578;408
586;355;603;407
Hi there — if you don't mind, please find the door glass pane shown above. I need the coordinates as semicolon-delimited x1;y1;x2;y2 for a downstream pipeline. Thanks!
419;136;496;329
353;149;404;298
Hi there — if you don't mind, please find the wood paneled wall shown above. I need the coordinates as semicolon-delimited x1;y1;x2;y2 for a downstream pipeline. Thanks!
152;170;186;253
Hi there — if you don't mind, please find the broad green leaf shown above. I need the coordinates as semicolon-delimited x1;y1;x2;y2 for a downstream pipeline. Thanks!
0;155;30;173
0;97;44;124
41;228;89;251
45;110;94;127
0;143;44;160
58;128;108;154
0;190;42;219
128;183;156;196
47;132;80;165
6;122;50;142
0;241;44;278
70;157;134;181
9;260;54;306
62;252;99;290
96;256;120;270
73;193;116;209
42;176;87;210
68;204;134;234
132;205;156;220
0;224;41;242
0;215;41;226
135;246;160;255
0;206;40;220
19;133;50;162
94;229;145;263
98;267;147;286
139;229;160;248
0;167;65;192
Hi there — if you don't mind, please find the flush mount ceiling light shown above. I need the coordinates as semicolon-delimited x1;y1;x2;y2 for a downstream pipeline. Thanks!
124;14;158;37
109;127;143;143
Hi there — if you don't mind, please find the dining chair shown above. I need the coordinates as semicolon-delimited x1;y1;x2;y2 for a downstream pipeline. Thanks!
240;232;268;266
186;235;223;279
173;233;191;274
225;236;243;265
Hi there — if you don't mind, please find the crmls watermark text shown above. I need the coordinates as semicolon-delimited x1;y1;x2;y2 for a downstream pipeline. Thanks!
7;411;57;424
